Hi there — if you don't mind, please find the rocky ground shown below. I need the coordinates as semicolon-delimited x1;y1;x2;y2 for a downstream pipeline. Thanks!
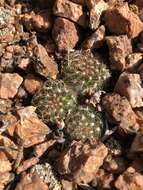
1;0;143;189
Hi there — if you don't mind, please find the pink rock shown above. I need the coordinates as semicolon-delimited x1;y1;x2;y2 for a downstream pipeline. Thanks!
0;73;23;99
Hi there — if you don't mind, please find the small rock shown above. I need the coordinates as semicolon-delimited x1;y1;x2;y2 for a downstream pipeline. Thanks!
22;10;53;32
33;44;58;79
24;74;43;95
0;172;14;190
126;53;143;72
82;25;105;50
61;179;75;190
52;17;79;52
0;151;12;173
106;35;132;71
103;154;126;173
102;93;139;133
17;58;31;70
104;3;143;38
16;157;39;174
115;167;143;190
89;0;108;30
15;173;49;190
114;72;143;108
0;73;23;99
57;140;108;184
15;106;50;148
0;99;12;114
53;0;87;27
130;129;143;153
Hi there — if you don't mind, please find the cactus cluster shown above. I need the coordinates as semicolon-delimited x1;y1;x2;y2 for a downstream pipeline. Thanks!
31;163;62;190
32;50;110;141
32;78;76;127
61;50;110;96
65;106;104;142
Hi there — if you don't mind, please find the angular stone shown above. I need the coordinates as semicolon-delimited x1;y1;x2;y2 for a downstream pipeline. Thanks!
15;106;50;148
53;0;87;27
102;93;139;133
104;3;143;38
106;35;132;71
57;141;108;184
0;73;23;99
82;25;105;50
33;44;58;79
115;167;143;190
24;74;43;95
52;17;79;52
114;72;143;108
89;0;108;30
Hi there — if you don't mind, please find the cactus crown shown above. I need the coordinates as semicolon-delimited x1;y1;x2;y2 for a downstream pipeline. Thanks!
65;106;104;142
61;50;110;96
32;78;76;126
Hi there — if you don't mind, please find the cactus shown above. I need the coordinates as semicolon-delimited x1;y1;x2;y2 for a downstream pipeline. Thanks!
32;78;76;127
65;106;104;142
61;50;110;97
31;163;62;190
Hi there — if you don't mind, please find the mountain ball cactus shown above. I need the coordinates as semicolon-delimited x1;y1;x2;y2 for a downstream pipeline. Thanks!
61;50;110;96
32;78;76;127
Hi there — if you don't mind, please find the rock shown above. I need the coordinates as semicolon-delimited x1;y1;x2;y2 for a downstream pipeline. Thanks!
106;35;132;71
104;3;143;38
114;72;143;108
0;172;14;190
16;157;39;174
45;37;56;54
126;53;143;72
92;169;114;190
0;151;12;173
52;17;79;52
0;73;23;99
33;44;58;79
103;155;126;173
61;179;75;190
130;129;143;153
17;58;31;70
15;106;50;148
21;10;53;32
15;173;49;190
115;167;143;190
82;25;105;50
53;0;87;27
57;141;108;184
24;74;43;95
0;99;12;114
102;93;139;133
89;0;108;30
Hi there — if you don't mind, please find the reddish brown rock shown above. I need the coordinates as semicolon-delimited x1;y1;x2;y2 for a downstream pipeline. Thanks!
114;72;143;108
17;58;30;70
103;155;126;174
0;151;12;173
15;106;50;148
15;173;49;190
104;3;143;38
89;0;108;30
16;157;39;174
0;172;14;190
21;10;53;32
82;25;105;50
57;141;108;184
130;129;143;153
0;99;12;114
53;0;87;27
52;17;79;52
115;167;143;190
126;53;143;72
24;74;43;95
102;93;139;133
106;35;132;71
33;44;58;79
0;73;23;99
